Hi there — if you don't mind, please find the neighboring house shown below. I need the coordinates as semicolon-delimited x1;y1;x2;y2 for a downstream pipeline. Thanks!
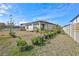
2;25;21;31
63;14;79;43
70;15;79;24
21;20;55;31
63;24;70;35
70;15;79;31
0;22;6;31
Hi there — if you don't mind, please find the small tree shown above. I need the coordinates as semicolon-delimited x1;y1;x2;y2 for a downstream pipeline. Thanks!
8;15;16;37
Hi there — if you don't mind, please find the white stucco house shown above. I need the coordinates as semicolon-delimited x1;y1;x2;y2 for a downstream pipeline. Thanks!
20;20;55;31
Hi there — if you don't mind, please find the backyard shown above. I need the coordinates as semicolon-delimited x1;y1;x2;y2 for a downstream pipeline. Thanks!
0;31;79;56
0;31;40;55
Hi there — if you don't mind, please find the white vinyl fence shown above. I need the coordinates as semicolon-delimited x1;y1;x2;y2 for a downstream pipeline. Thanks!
63;24;79;43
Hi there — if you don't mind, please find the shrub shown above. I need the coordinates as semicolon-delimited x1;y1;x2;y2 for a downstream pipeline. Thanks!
52;24;62;34
9;32;16;38
45;32;57;39
47;32;53;39
32;37;45;46
34;27;40;32
52;32;57;38
16;38;28;51
43;34;49;39
41;30;59;39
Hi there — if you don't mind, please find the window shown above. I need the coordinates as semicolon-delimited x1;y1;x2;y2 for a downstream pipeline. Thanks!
41;24;45;30
27;26;28;29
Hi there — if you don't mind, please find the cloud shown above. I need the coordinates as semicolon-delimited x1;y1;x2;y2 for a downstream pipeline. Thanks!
19;18;31;24
33;13;65;21
0;13;3;16
0;3;11;10
0;9;6;13
0;3;12;16
0;4;8;10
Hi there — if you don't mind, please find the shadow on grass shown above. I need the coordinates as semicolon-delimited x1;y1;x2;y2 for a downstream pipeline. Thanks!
9;45;34;56
19;45;34;52
26;45;34;51
33;42;46;47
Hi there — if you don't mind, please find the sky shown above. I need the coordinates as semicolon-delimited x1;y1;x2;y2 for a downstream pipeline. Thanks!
0;3;79;26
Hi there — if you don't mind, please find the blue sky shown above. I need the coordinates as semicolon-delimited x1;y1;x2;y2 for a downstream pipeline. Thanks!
0;3;79;26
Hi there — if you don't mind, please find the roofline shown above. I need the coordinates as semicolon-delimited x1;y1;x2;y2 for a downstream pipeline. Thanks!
21;20;54;25
62;24;70;28
63;14;79;28
70;14;79;22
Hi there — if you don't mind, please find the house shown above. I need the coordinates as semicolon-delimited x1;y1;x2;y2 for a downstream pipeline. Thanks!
70;15;79;31
63;14;79;43
0;22;6;31
70;15;79;24
20;20;55;31
63;14;79;35
63;24;70;35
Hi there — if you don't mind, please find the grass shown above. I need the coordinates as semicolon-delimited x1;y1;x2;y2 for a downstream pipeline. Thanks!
0;31;40;56
9;47;34;56
33;34;79;56
0;31;16;55
0;31;79;56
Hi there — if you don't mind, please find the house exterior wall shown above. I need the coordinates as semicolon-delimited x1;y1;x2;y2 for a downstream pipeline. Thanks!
72;16;79;24
47;24;54;30
39;22;53;31
25;22;40;31
63;16;79;43
24;21;54;31
63;25;70;35
25;24;33;31
33;23;40;31
40;22;48;30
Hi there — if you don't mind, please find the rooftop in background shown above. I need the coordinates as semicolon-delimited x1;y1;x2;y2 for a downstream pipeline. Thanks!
70;14;79;22
63;14;79;27
21;20;55;25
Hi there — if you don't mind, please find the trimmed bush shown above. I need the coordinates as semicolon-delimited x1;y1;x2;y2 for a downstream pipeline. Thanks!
32;37;45;46
16;38;28;51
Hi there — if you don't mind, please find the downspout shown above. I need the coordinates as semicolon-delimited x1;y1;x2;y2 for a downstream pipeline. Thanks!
32;24;34;31
39;22;41;31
